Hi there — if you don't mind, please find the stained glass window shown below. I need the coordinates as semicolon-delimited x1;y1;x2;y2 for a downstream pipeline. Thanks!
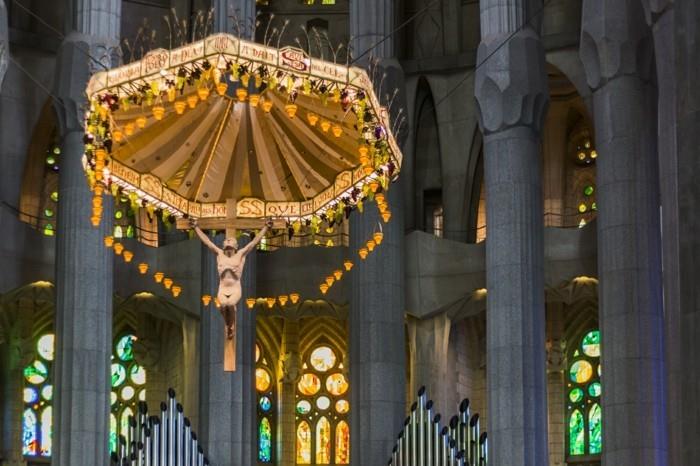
110;333;147;454
296;344;350;464
566;329;602;458
256;342;276;463
22;333;54;457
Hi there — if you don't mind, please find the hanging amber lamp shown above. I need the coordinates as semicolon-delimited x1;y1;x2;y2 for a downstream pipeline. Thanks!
278;295;289;306
285;103;298;118
104;235;115;248
136;116;147;128
366;239;376;252
152;105;165;120
187;94;199;109
236;87;248;102
381;210;392;223
333;270;343;280
197;86;210;101
174;101;186;115
171;285;182;298
307;112;319;126
249;94;260;107
216;82;228;96
113;243;124;255
325;276;335;287
124;122;135;136
369;180;380;193
373;231;384;245
123;250;134;263
343;259;354;271
201;294;212;306
266;297;276;309
246;297;256;309
163;277;173;289
358;247;369;260
262;99;273;113
319;283;329;294
375;193;385;205
154;272;164;283
320;120;331;132
290;292;301;304
112;129;123;143
332;124;343;137
138;262;149;274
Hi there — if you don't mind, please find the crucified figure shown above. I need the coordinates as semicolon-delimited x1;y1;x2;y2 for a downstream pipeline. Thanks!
190;218;271;368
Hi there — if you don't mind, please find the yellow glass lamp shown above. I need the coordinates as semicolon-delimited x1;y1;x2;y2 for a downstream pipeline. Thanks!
136;116;147;128
262;99;273;113
163;277;173;289
369;180;380;193
373;231;384;245
90;215;101;227
154;272;164;283
236;88;248;102
332;124;343;137
325;276;335;287
92;196;103;208
246;297;256;309
285;103;298;118
249;94;260;107
187;95;198;109
197;86;210;101
319;283;329;294
112;129;123;143
123;250;134;263
95;148;106;161
378;202;388;213
172;285;182;297
113;243;124;255
124;122;135;136
320;120;331;132
343;259;354;271
216;82;228;96
92;206;103;217
174;101;186;115
363;165;375;176
358;144;369;159
152;105;165;120
290;292;300;304
333;270;343;280
381;210;392;223
93;183;104;196
104;235;115;248
375;193;385;205
266;297;276;308
201;294;212;306
366;239;376;252
279;295;289;306
307;112;319;126
138;262;149;274
358;247;368;260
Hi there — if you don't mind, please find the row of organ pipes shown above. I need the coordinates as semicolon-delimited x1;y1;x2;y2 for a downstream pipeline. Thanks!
110;388;209;466
389;387;488;466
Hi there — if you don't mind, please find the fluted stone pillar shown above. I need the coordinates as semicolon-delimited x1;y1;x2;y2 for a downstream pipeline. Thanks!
278;319;300;466
52;3;119;464
474;2;550;465
198;235;256;466
580;1;668;464
675;1;700;464
350;0;393;61
213;0;256;38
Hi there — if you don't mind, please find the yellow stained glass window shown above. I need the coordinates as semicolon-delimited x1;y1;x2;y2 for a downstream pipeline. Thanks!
298;373;321;395
316;416;331;464
297;421;311;464
335;399;349;414
256;344;260;363
325;373;349;395
256;368;272;392
335;420;350;464
569;360;593;384
310;346;336;372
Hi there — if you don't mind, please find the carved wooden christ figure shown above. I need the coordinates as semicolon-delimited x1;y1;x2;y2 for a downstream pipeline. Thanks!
190;217;271;371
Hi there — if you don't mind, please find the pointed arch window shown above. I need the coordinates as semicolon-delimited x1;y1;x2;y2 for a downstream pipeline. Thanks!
566;329;602;458
295;344;349;465
110;333;147;453
256;342;276;463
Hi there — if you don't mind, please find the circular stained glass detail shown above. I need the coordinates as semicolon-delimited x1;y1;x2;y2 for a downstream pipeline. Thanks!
255;344;260;363
130;364;146;385
24;360;48;385
569;360;593;384
138;390;146;401
578;203;587;213
584;185;594;196
309;346;336;372
591;202;597;211
259;396;272;412
41;385;53;401
297;373;321;395
116;335;134;362
569;388;584;403
325;373;349;396
111;363;127;387
50;191;58;202
115;210;123;219
588;382;602;397
121;386;135;401
111;391;117;405
37;334;55;361
581;330;600;357
256;368;271;392
296;400;312;415
335;399;349;414
316;396;330;410
44;208;54;217
24;387;39;403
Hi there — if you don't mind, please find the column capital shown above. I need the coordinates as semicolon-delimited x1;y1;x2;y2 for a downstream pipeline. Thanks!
579;0;654;91
474;27;549;136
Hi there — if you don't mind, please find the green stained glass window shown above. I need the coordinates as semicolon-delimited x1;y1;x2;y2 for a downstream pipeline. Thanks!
50;191;58;202
589;404;602;454
588;382;601;397
116;335;134;361
256;342;275;463
569;410;585;455
24;361;48;385
582;330;600;357
569;388;584;403
22;333;54;458
569;360;593;384
110;334;146;454
111;363;127;387
584;185;594;196
43;224;54;236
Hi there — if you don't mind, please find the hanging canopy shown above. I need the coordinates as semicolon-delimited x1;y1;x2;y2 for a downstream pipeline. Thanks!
84;34;402;227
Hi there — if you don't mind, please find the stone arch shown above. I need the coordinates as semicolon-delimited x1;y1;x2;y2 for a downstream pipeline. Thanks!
413;76;443;235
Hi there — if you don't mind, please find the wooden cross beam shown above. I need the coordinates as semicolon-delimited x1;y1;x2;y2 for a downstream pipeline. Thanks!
175;199;286;236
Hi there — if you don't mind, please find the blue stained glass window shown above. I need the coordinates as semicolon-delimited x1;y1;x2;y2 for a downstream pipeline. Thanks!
258;417;272;461
22;409;38;456
22;333;54;457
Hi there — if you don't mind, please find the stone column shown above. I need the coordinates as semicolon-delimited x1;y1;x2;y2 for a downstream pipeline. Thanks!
52;3;120;464
675;1;700;465
350;0;393;61
642;1;680;464
408;315;451;416
0;0;7;90
474;1;550;465
213;0;256;39
198;235;256;466
580;1;668;464
278;319;300;466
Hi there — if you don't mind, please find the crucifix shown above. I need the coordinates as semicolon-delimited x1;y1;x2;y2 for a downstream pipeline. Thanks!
179;199;285;372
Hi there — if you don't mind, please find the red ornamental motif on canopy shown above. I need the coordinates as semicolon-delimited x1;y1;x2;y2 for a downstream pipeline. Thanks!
83;33;403;229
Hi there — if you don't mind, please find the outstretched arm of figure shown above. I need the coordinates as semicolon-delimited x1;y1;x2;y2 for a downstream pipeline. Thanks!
240;219;273;257
190;218;222;255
